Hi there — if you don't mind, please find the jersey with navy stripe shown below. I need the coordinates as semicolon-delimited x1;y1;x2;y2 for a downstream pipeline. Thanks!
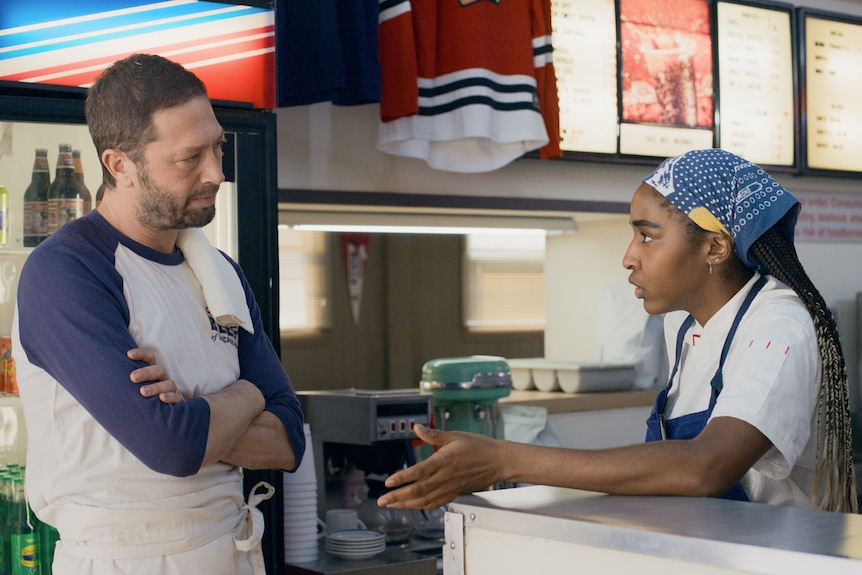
378;0;562;172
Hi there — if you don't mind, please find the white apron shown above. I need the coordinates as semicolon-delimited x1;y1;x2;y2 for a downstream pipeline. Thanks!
50;482;274;575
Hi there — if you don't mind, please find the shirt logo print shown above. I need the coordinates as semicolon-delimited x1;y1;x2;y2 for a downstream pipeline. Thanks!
207;310;239;348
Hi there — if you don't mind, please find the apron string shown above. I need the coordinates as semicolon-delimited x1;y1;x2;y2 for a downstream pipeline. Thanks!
234;481;276;575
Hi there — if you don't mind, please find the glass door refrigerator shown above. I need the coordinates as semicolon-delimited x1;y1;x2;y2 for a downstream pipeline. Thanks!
0;3;287;571
0;81;284;574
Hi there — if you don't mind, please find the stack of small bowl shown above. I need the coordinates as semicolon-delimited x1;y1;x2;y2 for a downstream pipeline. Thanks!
283;423;321;564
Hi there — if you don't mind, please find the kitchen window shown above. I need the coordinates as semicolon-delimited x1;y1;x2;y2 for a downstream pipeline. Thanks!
277;228;331;334
276;209;563;336
462;232;546;332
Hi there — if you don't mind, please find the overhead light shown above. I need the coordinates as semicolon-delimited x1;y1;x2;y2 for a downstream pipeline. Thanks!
277;210;578;235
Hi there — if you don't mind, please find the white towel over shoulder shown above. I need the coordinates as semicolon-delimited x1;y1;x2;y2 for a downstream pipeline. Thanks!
176;228;254;334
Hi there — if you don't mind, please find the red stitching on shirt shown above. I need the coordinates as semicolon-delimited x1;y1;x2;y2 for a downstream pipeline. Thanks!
747;341;789;353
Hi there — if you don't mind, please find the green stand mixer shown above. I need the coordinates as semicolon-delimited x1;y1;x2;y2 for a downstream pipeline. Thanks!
419;356;512;438
416;356;514;522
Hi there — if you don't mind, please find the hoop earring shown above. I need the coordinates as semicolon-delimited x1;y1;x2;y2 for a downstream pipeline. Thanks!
708;261;713;275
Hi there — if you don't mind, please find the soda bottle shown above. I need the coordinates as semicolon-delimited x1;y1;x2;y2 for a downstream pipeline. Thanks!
36;521;57;575
22;149;50;248
71;150;92;215
0;338;15;396
9;478;37;575
0;186;8;247
0;471;10;575
22;149;51;247
47;145;83;235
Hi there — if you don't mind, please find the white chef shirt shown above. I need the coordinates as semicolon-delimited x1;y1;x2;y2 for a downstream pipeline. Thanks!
663;273;820;507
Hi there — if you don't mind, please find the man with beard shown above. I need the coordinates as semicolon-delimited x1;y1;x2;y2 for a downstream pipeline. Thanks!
11;54;305;574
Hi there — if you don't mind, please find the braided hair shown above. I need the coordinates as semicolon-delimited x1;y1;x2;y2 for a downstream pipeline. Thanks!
749;222;858;513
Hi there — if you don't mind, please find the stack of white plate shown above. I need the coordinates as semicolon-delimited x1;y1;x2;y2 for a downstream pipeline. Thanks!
325;529;386;561
284;424;321;564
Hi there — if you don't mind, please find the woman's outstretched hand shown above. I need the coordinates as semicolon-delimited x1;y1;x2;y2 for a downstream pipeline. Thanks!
377;424;508;510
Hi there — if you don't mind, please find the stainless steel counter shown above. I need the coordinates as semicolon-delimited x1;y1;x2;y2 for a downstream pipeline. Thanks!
444;486;862;574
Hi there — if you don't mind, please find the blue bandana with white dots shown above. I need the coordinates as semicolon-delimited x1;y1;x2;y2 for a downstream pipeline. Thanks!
643;148;800;271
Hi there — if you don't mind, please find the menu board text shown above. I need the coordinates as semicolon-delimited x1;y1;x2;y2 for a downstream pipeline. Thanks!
805;17;862;172
716;2;795;167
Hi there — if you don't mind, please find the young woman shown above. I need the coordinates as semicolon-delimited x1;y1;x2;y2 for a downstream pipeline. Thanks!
377;149;857;513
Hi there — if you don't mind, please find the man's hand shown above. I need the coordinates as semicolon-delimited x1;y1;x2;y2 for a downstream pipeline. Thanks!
127;348;293;471
128;348;184;403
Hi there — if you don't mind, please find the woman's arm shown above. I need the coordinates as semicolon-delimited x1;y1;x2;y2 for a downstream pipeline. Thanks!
378;417;772;510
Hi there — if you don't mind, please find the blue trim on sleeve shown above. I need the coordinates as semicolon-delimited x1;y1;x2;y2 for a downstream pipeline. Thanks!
18;212;305;475
225;253;306;471
17;212;210;476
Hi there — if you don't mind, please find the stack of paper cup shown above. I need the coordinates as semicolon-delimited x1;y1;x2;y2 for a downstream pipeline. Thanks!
284;423;321;564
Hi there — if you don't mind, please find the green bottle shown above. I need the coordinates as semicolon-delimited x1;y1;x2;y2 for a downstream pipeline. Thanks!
0;471;10;575
9;479;37;575
36;521;57;575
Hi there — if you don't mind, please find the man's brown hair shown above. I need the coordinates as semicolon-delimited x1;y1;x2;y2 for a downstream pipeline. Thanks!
85;54;208;186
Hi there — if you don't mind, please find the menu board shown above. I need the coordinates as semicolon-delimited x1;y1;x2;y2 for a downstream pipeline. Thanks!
802;13;862;174
618;0;715;158
551;0;618;154
715;1;795;168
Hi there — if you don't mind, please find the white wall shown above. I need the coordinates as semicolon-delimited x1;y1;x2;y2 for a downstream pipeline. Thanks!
275;0;862;407
544;216;630;363
276;98;640;205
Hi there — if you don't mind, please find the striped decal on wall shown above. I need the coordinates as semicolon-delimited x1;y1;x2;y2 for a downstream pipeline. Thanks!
0;0;275;108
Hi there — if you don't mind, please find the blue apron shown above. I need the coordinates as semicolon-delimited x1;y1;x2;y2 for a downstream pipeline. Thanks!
644;275;768;502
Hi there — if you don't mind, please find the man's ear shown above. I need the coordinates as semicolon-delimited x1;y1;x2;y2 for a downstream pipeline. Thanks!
102;149;134;188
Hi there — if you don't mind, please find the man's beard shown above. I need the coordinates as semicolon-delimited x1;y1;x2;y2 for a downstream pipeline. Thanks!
136;164;218;230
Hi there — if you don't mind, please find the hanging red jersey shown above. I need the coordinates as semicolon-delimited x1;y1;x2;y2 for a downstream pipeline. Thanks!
378;0;562;173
